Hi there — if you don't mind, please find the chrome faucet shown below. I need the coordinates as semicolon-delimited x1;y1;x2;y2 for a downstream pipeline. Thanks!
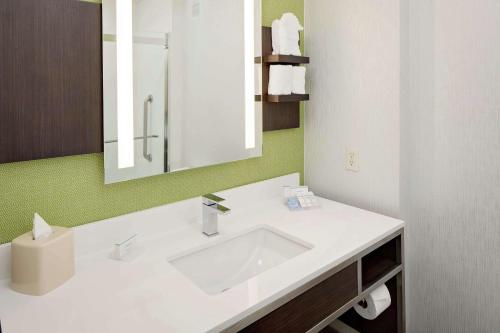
202;194;231;237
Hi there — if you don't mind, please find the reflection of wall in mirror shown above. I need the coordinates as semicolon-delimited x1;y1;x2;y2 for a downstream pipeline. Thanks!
169;0;254;172
102;0;173;35
134;0;172;34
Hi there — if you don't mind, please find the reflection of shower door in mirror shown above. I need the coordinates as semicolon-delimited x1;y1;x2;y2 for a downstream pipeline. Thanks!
104;35;168;184
102;0;171;184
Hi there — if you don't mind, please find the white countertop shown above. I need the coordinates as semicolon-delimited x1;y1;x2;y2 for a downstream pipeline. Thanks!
0;174;404;333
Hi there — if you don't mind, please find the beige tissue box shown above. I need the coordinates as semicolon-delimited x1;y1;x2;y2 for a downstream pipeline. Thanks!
11;226;75;296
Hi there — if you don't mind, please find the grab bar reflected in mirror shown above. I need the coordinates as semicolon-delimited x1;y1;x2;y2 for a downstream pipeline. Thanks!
104;135;159;144
143;95;153;162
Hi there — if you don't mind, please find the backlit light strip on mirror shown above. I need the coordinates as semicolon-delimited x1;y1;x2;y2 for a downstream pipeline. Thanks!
116;0;135;168
244;0;255;149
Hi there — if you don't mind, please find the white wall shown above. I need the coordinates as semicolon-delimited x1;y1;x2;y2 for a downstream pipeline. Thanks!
403;0;500;331
306;0;500;331
304;0;401;217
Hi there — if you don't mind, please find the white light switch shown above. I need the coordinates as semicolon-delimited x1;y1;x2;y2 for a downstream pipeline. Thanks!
345;150;360;172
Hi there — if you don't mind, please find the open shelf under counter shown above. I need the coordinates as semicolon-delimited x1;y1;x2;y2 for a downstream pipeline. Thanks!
361;234;402;290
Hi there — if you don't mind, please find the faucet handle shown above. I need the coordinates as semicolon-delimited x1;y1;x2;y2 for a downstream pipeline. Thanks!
202;193;225;205
212;203;231;215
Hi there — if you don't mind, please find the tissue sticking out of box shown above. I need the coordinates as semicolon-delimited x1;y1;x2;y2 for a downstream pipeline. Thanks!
33;213;53;240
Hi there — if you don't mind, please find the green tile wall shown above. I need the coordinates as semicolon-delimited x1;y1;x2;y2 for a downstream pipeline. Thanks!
0;0;304;245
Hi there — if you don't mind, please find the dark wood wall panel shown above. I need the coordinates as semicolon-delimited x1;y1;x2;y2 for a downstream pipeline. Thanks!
0;0;103;164
262;27;300;131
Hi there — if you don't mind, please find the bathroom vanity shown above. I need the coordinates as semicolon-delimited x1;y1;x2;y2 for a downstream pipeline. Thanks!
234;231;403;333
0;174;404;333
1;0;404;331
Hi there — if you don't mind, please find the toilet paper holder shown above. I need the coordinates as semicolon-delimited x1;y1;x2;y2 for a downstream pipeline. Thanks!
358;299;369;309
354;284;392;320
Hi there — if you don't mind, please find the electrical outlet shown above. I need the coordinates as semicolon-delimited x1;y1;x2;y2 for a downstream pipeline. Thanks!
192;0;201;18
345;150;360;172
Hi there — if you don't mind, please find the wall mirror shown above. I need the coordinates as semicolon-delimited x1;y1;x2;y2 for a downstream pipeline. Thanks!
102;0;262;184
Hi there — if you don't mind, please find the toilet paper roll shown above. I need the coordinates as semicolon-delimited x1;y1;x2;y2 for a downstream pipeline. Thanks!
354;284;391;320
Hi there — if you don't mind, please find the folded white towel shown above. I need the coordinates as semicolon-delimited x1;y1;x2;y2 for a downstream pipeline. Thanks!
279;13;303;56
292;66;306;94
271;19;281;55
281;12;304;32
268;65;293;95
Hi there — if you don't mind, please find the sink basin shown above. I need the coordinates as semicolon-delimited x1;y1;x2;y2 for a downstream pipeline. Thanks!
168;226;313;295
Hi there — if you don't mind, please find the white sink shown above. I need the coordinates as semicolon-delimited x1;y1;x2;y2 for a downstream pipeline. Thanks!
168;226;313;295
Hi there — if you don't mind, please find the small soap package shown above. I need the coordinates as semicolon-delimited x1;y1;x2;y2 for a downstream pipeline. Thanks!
283;185;309;201
296;191;320;209
11;214;75;296
283;186;320;210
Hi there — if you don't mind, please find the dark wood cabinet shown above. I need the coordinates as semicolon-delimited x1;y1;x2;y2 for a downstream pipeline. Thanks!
228;230;405;333
0;0;103;164
240;263;358;333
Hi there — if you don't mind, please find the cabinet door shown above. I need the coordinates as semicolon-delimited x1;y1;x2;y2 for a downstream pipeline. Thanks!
240;263;358;333
0;0;102;164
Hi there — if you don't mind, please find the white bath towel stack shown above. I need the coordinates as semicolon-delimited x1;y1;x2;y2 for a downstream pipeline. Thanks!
292;66;306;94
268;13;306;95
268;65;293;95
272;19;281;56
271;13;303;56
269;66;306;95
